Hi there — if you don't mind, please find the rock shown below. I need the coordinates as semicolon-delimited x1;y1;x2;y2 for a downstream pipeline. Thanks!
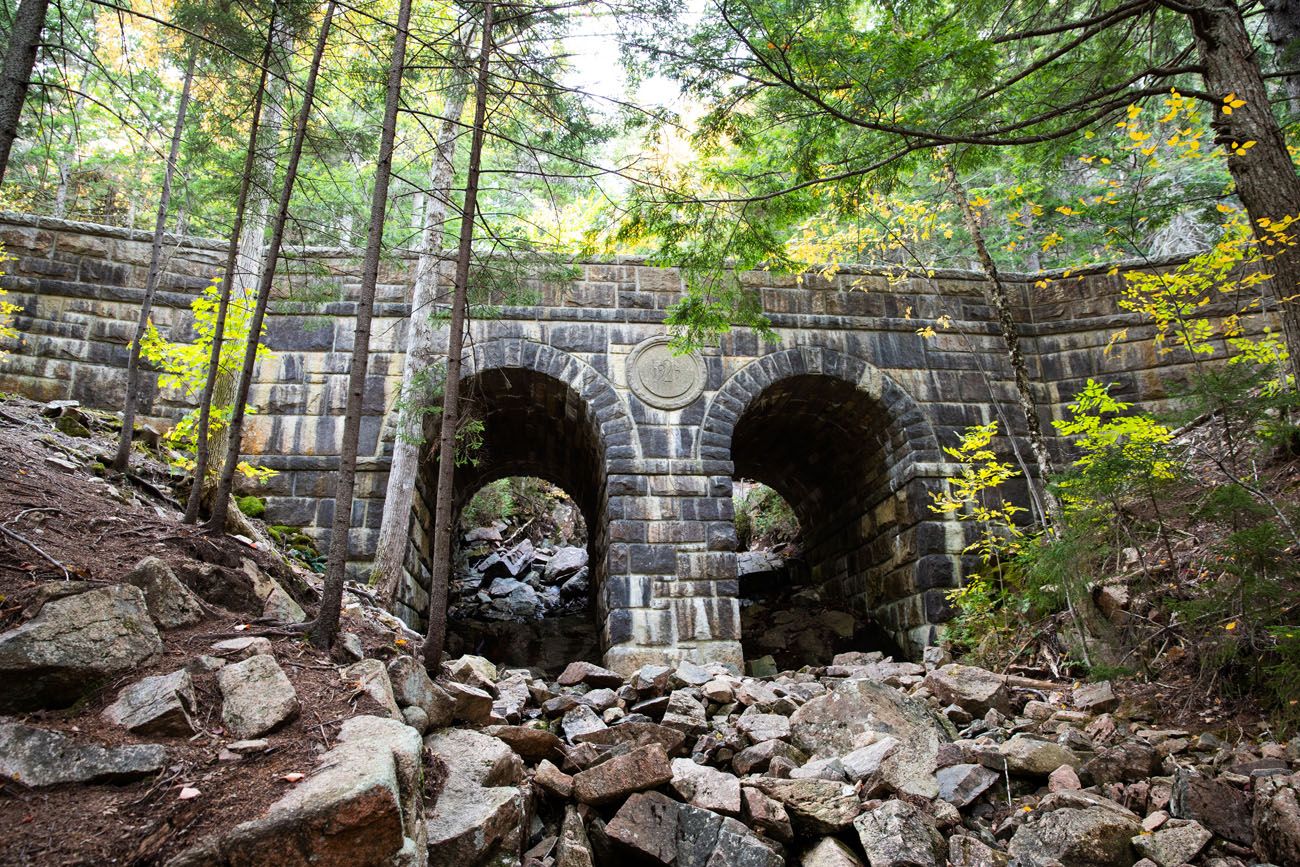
579;687;620;712
1049;764;1082;792
401;706;429;734
446;654;498;691
737;712;792;743
672;659;714;687
387;656;454;727
0;722;166;787
445;682;494;725
1082;740;1158;785
605;791;783;867
661;690;709;735
557;804;595;867
211;636;273;658
853;800;945;867
573;743;674;805
574;721;688;756
1008;798;1141;867
996;734;1081;777
790;678;949;799
1170;769;1254;845
561;705;607;742
343;659;402;720
948;835;1008;867
124;557;205;628
741;786;793;843
790;757;846;782
802;837;863;867
424;727;525;867
632;664;672;694
464;526;503;543
545;546;588;582
237;559;307;624
747;656;779;678
1132;821;1212;867
490;725;563;762
536;758;575;798
170;715;425;867
1072;681;1119;713
425;727;523;789
923;664;1012;716
840;736;900;782
0;584;163;712
745;777;861;833
1254;775;1300;865
670;757;742;815
937;763;1000;808
217;654;299;739
703;677;736;704
733;739;808;775
102;669;196;736
338;632;366;661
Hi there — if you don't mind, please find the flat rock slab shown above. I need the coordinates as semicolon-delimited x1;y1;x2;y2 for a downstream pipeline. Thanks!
218;654;299;739
489;725;563;762
744;778;861;834
573;721;687;756
557;660;624;689
0;721;165;787
670;757;742;816
0;584;162;712
102;669;196;736
606;791;783;867
572;743;673;805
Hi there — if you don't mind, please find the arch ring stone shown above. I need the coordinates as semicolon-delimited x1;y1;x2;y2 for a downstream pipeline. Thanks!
626;335;706;410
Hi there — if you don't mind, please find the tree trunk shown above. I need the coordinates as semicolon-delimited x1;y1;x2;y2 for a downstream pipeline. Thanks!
943;159;1060;524
113;46;197;472
370;75;471;610
0;0;47;184
1190;0;1300;385
423;2;494;675
185;14;277;523
1263;0;1300;115
208;2;336;534
310;0;415;648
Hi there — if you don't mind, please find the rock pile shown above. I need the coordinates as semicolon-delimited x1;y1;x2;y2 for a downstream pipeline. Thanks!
450;528;590;623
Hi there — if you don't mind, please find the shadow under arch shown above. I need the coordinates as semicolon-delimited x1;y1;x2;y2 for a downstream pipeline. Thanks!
699;346;956;654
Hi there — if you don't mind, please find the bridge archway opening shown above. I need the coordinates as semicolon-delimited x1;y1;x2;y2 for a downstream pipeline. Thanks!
728;373;910;665
405;365;610;674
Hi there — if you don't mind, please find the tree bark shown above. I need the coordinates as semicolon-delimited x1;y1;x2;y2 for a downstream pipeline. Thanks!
113;46;197;472
424;2;494;676
0;0;48;184
1263;0;1300;115
1190;0;1300;385
943;159;1060;524
310;0;415;648
208;2;336;534
370;67;472;610
185;14;277;523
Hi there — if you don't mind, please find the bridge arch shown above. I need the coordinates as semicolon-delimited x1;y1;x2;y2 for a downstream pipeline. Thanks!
699;346;958;654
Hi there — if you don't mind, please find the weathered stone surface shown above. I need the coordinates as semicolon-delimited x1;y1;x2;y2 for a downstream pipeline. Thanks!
853;800;945;867
948;835;1007;867
734;739;808;775
217;654;299;739
671;757;742;815
388;655;454;727
343;659;402;720
1169;769;1253;845
745;778;860;834
0;584;163;712
789;678;949;798
1048;764;1082;792
736;712;791;743
211;636;272;658
535;758;574;798
446;654;498;691
124;556;205;628
0;721;166;787
573;721;687;756
545;546;589;582
839;736;899;783
425;727;523;788
801;837;862;867
923;664;1011;716
102;669;196;736
606;791;783;867
1131;820;1211;867
238;559;307;624
1007;797;1141;867
558;660;625;689
1253;775;1300;865
170;716;422;867
573;743;673;805
661;690;708;735
557;804;594;867
937;763;1000;808
741;787;793;843
1072;680;1118;713
561;705;607;742
996;735;1081;777
1082;740;1158;785
489;725;563;762
445;681;494;725
425;727;525;867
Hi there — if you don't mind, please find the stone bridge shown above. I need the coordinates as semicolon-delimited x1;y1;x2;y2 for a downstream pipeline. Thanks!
0;213;1196;672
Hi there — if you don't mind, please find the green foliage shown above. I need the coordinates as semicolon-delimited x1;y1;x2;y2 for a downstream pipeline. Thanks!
734;483;799;549
235;495;266;518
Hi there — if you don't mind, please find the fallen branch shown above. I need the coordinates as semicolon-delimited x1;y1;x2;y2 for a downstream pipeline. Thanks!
0;525;71;580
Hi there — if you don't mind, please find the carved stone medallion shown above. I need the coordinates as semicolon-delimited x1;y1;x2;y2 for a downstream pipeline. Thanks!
626;335;705;410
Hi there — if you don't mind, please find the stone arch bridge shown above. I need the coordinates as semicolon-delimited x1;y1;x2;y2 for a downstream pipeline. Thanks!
0;213;1194;673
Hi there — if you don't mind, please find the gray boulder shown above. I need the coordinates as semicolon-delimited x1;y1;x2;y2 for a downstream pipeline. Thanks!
388;655;455;728
1008;793;1141;867
801;837;863;867
0;721;165;787
545;546;588;582
670;757;742;816
937;763;1000;808
102;669;196;736
0;584;163;712
606;791;783;867
217;654;299;738
923;664;1012;716
342;659;402;720
1131;820;1211;867
997;735;1081;777
853;800;945;867
661;690;709;736
744;778;861;834
425;728;525;867
124;556;205;628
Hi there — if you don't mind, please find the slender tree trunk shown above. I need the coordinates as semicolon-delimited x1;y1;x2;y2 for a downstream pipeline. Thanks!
424;2;494;676
113;46;197;472
1190;0;1300;386
185;16;277;523
943;159;1060;524
208;2;336;534
371;76;471;609
310;0;415;648
1263;0;1300;115
0;0;47;184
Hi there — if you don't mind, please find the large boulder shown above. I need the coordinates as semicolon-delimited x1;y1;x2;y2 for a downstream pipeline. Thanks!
937;763;1000;808
573;743;674;805
0;721;166;787
922;664;1012;716
605;791;783;867
996;735;1081;777
1254;775;1300;866
789;678;950;799
167;716;424;867
545;547;588;583
1007;793;1141;867
124;556;205;628
744;778;861;834
102;669;196;736
1169;769;1254;845
0;584;163;712
217;654;299;739
342;659;402;720
425;728;525;867
388;655;455;728
853;800;945;867
670;757;742;816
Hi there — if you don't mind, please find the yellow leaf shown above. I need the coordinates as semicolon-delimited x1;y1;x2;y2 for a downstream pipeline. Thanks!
1225;621;1237;631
